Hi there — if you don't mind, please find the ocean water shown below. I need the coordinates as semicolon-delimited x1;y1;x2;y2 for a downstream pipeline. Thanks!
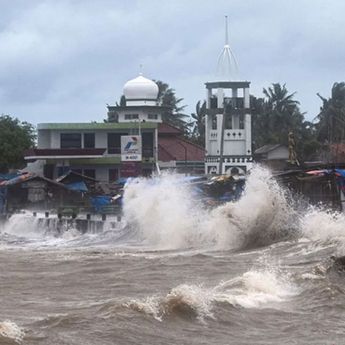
1;167;345;345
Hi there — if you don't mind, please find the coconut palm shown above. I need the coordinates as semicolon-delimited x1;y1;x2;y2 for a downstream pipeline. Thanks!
154;80;190;132
316;82;345;144
261;83;304;146
190;100;206;146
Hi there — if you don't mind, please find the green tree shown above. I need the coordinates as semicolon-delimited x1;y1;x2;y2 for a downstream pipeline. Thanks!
315;82;345;144
116;95;126;107
154;80;190;132
250;95;267;149
262;83;304;145
251;83;316;161
190;100;206;146
0;115;36;173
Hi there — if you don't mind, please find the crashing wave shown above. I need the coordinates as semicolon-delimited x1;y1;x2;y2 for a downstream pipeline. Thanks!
122;265;298;321
0;320;24;344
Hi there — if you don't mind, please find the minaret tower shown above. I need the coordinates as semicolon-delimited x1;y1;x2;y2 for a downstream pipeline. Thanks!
204;16;252;175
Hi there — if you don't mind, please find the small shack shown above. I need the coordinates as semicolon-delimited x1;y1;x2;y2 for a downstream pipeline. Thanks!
273;164;345;211
0;173;83;213
56;170;98;193
254;144;289;171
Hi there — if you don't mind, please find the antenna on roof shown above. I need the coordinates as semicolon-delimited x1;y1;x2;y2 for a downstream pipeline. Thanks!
216;16;239;81
225;15;229;46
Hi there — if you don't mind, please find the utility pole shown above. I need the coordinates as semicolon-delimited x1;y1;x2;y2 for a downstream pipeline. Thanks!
218;103;226;175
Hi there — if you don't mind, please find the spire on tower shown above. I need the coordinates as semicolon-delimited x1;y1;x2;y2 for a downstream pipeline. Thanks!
225;15;229;46
216;16;239;81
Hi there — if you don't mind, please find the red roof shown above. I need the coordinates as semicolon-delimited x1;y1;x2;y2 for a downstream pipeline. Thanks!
158;137;205;162
158;122;182;135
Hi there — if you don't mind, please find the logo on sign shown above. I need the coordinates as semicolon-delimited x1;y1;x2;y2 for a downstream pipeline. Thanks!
121;135;142;161
124;137;138;152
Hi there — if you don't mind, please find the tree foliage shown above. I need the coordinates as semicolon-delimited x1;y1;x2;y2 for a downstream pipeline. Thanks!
251;83;317;161
190;100;206;146
252;83;303;145
315;82;345;144
154;80;190;132
0;115;36;173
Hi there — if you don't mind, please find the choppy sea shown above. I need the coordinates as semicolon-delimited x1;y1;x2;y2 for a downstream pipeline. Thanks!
1;167;345;345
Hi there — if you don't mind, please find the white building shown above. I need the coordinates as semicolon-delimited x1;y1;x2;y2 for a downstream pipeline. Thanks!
25;73;205;180
204;17;253;175
25;74;164;181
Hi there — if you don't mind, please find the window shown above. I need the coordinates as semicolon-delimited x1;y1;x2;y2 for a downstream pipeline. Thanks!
225;114;233;129
148;114;158;120
108;132;127;154
109;169;119;183
210;96;218;109
60;133;81;149
84;133;95;148
83;169;96;179
212;116;217;130
124;114;139;120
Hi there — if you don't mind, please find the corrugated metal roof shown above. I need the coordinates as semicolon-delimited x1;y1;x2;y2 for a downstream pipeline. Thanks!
158;137;205;162
254;144;283;155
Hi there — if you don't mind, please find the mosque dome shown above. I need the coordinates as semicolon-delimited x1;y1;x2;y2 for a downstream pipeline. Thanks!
123;74;159;100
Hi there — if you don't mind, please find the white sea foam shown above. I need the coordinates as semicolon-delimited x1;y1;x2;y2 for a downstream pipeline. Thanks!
301;208;345;242
0;320;24;344
124;265;298;321
1;212;44;239
213;268;298;308
123;173;202;249
3;165;342;253
123;166;296;250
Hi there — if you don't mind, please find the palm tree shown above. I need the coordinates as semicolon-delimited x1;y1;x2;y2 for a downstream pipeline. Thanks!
262;83;304;146
190;100;206;146
251;83;318;161
263;83;299;114
316;82;345;144
154;80;190;132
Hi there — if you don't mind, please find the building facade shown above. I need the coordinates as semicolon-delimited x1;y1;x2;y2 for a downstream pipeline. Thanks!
25;74;205;181
204;17;253;175
204;81;252;175
25;121;158;181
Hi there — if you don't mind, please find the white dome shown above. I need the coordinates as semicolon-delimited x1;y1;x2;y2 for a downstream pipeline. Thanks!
123;75;159;100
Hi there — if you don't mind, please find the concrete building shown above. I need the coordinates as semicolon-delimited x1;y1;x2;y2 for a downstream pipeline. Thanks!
25;74;205;181
204;17;253;175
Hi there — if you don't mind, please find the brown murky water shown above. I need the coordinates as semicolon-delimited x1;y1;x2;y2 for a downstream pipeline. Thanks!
1;169;345;344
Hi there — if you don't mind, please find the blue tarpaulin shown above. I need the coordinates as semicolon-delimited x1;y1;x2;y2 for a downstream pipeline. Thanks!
0;173;19;181
65;181;88;192
90;196;112;212
335;169;345;192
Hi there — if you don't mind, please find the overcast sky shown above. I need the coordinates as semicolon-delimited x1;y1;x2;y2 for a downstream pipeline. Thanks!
0;0;344;125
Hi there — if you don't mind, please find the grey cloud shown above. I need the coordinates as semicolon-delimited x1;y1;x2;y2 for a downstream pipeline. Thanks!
0;0;344;124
